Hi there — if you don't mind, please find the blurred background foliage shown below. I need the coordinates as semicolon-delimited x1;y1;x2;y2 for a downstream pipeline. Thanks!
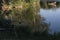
0;0;49;36
0;0;49;33
0;0;60;40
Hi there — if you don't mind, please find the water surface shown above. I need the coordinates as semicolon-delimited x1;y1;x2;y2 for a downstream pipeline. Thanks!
40;8;60;33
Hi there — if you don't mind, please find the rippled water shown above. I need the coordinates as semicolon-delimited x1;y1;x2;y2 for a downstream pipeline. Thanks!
40;8;60;33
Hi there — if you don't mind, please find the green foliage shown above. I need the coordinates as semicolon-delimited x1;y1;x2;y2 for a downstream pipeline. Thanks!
0;0;48;34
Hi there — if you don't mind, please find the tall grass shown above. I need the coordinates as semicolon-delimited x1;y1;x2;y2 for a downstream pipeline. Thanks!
0;0;50;39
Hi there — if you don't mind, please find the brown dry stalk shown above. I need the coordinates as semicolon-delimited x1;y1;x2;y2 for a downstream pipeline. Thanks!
2;5;10;12
2;4;23;12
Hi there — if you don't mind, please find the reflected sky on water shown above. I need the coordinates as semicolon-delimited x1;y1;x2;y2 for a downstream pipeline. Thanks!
40;8;60;33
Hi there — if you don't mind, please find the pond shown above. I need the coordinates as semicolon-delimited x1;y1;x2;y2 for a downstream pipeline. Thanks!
40;8;60;34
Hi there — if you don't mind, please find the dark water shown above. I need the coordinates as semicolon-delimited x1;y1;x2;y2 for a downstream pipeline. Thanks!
40;8;60;33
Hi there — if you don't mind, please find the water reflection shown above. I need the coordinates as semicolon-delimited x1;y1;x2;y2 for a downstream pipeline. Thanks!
40;1;60;9
40;7;60;33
